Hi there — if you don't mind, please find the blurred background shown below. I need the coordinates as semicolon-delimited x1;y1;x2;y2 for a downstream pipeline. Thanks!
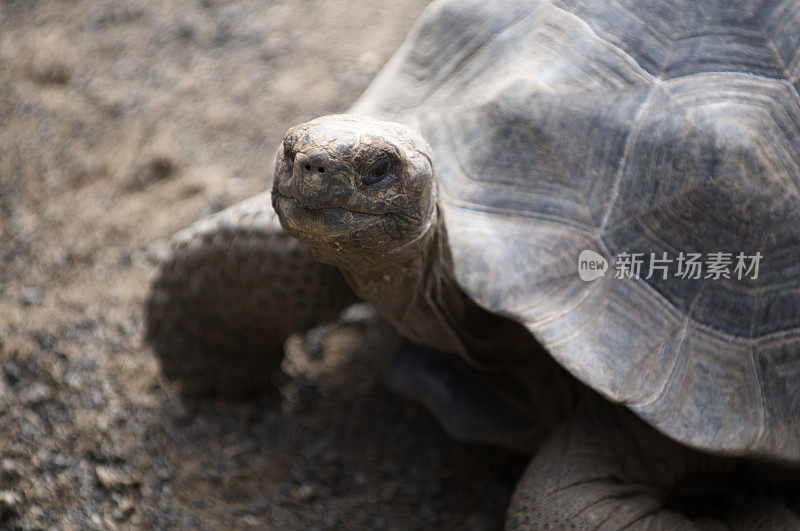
0;1;526;528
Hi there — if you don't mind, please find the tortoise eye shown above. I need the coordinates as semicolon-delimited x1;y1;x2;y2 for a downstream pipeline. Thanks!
362;159;392;185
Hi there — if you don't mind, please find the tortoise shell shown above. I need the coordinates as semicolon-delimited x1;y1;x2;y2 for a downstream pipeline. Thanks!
351;0;800;461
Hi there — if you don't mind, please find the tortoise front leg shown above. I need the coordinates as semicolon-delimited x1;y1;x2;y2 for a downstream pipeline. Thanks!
506;398;800;530
386;341;548;453
146;193;357;395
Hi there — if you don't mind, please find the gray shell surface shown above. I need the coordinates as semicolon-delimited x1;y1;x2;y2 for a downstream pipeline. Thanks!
351;0;800;462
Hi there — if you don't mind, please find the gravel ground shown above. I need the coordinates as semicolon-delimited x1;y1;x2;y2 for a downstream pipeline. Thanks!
0;1;526;528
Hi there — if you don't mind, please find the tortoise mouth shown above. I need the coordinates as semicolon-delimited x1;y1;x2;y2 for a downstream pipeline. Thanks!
271;190;382;240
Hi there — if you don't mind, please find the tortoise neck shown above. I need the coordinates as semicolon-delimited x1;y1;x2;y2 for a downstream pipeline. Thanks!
341;206;572;367
339;207;466;354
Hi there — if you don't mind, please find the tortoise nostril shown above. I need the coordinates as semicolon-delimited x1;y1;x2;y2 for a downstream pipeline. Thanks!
317;167;325;173
304;164;311;171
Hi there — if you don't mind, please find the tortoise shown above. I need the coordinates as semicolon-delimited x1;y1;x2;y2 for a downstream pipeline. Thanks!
146;0;800;527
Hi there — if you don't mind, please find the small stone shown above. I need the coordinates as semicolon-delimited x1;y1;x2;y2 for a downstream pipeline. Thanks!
25;382;51;402
129;156;176;191
338;303;378;325
0;459;21;481
3;360;22;384
0;490;20;513
113;498;135;521
290;482;317;502
20;286;45;306
95;465;138;490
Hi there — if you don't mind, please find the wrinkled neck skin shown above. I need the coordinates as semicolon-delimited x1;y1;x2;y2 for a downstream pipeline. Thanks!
330;205;469;356
327;204;559;371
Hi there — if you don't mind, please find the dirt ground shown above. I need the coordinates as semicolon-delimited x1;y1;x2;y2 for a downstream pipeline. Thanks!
0;1;526;528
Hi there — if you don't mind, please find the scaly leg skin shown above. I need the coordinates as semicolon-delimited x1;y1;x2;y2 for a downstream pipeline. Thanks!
386;340;545;453
387;340;579;453
506;397;800;530
146;193;357;395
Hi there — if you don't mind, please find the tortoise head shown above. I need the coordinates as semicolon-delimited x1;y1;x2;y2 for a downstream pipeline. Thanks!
272;115;437;269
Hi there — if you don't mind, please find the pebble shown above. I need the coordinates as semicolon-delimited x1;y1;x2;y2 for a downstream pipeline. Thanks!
339;303;378;325
0;459;21;481
95;465;138;490
113;497;135;521
0;490;21;513
20;286;45;306
290;483;317;502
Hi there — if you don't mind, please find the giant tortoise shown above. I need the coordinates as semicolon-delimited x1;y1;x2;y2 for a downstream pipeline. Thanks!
147;0;800;527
